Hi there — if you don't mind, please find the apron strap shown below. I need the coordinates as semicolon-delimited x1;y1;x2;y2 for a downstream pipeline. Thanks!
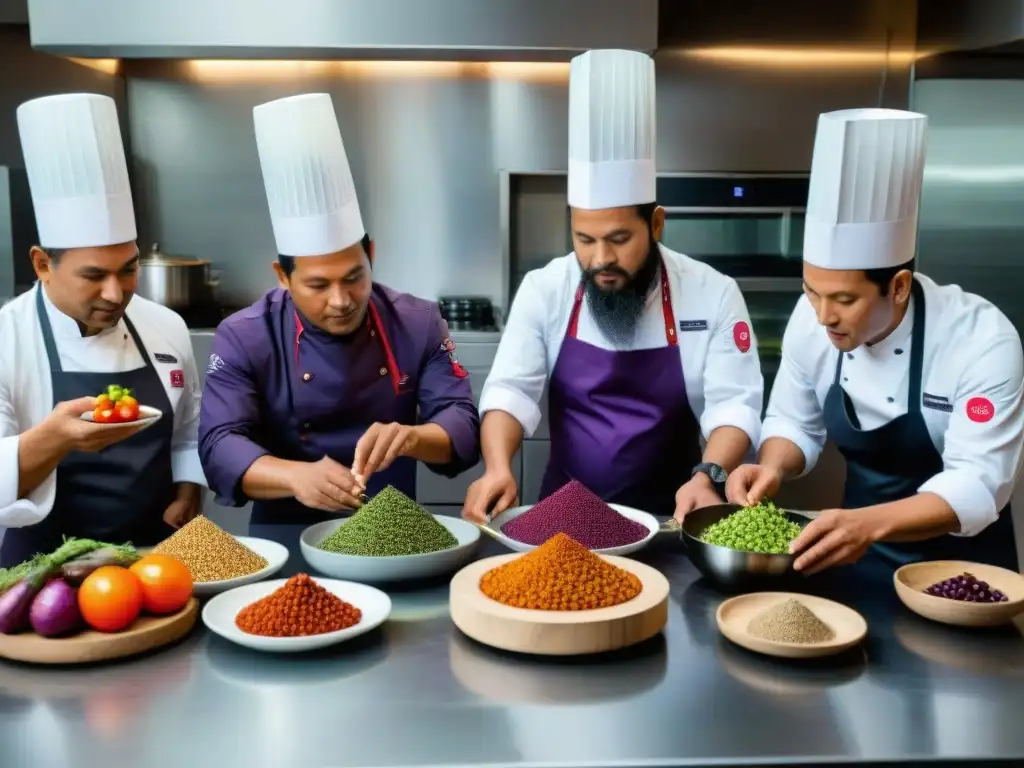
906;278;927;412
567;258;678;346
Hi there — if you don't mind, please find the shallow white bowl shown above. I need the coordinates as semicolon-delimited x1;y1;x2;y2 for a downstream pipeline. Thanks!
482;504;660;556
80;404;163;432
190;536;289;596
300;515;481;582
201;577;392;653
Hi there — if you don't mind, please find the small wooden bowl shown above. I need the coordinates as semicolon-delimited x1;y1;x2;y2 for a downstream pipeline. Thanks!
716;592;867;659
894;560;1024;627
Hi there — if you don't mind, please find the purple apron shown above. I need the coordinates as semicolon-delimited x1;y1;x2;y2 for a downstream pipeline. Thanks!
539;259;703;516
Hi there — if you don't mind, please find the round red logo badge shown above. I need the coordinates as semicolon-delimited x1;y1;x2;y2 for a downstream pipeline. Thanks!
733;321;751;353
966;397;995;423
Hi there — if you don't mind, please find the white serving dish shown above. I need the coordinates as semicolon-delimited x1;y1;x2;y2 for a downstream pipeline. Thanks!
80;404;163;432
481;504;660;556
201;578;391;653
190;536;289;596
299;515;481;582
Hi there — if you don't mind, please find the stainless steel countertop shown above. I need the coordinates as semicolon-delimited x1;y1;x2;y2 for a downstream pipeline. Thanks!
2;525;1023;768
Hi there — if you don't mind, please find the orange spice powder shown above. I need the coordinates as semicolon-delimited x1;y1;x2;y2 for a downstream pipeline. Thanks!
235;573;362;637
479;532;642;611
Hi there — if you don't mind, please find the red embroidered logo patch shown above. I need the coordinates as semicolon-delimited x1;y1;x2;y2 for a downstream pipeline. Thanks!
441;337;468;378
966;397;995;423
170;369;185;389
733;321;751;353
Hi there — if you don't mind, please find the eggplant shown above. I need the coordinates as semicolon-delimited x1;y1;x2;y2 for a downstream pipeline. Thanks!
62;547;138;585
29;579;81;637
0;580;37;634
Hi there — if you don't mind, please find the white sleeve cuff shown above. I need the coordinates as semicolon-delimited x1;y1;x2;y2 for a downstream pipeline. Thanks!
479;383;542;438
700;402;761;450
172;447;209;487
918;469;999;538
760;416;822;478
0;435;55;527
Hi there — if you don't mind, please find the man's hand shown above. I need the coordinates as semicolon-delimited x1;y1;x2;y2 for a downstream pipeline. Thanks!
163;484;202;529
462;470;519;523
289;456;366;513
673;473;723;523
352;422;417;479
725;464;783;506
789;508;885;574
48;397;146;453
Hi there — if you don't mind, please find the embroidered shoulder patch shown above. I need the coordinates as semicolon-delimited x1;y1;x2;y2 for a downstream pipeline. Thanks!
733;321;751;353
966;397;995;423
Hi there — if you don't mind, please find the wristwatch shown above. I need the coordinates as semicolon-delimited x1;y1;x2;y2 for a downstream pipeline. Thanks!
692;462;727;500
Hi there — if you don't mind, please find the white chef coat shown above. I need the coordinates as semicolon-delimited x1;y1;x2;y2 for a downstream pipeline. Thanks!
0;284;205;529
480;244;764;445
762;272;1024;537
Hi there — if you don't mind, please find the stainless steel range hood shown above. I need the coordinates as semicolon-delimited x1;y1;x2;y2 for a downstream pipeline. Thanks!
918;0;1024;56
27;0;656;61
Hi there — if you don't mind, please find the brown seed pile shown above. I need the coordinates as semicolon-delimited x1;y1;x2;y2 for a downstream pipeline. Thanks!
235;573;362;637
480;532;642;611
747;598;835;644
153;515;268;582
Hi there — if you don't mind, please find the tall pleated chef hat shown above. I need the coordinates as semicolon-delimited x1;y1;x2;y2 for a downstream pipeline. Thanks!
253;93;365;257
804;108;928;270
17;93;136;249
567;49;657;210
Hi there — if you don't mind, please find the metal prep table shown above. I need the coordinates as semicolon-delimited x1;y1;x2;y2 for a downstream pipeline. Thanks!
1;522;1023;768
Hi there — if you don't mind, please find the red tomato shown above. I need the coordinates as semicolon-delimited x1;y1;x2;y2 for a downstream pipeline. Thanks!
78;566;144;632
130;555;193;615
93;407;116;424
95;394;113;410
117;403;139;422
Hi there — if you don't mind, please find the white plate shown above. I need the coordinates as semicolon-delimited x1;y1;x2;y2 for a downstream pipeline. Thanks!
201;577;392;653
300;515;480;582
80;404;163;431
190;536;289;596
482;504;660;556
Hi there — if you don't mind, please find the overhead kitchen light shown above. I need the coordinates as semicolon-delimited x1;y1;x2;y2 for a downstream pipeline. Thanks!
676;47;928;69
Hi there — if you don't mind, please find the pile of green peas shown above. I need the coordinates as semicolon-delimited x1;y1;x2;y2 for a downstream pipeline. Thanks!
699;501;803;555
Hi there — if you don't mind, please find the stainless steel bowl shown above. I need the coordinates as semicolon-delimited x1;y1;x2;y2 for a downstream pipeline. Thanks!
681;503;813;593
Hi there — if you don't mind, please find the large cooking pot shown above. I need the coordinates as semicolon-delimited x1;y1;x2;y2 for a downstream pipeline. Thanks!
136;243;218;311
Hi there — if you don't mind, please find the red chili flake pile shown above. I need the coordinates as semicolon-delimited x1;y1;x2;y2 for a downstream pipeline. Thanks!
235;573;362;637
500;480;648;549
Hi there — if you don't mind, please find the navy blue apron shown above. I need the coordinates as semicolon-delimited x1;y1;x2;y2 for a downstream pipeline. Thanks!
822;278;1018;571
0;289;176;567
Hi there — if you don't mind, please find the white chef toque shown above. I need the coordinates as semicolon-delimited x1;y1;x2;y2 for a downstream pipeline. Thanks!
253;93;365;258
803;108;928;270
567;49;657;211
17;93;137;249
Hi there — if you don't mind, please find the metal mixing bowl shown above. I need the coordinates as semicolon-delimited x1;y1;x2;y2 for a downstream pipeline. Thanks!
681;503;813;593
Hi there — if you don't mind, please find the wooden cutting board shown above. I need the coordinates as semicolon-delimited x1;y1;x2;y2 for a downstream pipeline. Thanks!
0;598;199;665
449;554;669;656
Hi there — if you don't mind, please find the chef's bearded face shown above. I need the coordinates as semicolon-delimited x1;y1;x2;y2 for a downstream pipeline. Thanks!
802;261;914;352
30;243;139;334
275;235;374;336
571;203;665;345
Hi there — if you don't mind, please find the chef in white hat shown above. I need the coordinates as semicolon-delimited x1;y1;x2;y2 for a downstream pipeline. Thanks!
728;108;1023;574
0;93;206;567
198;93;479;534
463;49;763;523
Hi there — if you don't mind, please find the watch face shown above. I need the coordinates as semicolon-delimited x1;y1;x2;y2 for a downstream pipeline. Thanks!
708;464;727;483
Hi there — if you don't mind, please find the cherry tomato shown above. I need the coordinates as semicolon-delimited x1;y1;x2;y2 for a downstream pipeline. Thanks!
95;394;113;410
78;566;143;632
117;402;139;422
93;407;116;424
130;555;193;615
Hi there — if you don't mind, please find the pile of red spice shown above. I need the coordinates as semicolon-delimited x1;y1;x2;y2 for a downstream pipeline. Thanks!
235;573;362;637
500;480;649;549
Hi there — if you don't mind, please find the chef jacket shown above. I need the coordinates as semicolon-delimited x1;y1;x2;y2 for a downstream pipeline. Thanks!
0;284;205;528
480;244;764;445
762;272;1024;537
198;284;480;506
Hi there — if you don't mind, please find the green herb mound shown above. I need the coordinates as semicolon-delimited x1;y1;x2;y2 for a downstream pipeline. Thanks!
699;501;802;555
318;485;458;557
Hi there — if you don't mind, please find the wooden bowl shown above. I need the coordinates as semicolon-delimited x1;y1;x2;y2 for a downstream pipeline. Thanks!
716;592;868;659
894;560;1024;627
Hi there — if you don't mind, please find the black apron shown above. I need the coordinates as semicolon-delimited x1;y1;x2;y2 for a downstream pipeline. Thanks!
0;289;176;567
822;278;1018;571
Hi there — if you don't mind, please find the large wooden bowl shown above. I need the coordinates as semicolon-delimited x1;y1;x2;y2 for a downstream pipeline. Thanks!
894;560;1024;627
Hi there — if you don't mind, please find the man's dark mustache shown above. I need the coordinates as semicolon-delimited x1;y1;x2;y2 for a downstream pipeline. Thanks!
584;266;632;281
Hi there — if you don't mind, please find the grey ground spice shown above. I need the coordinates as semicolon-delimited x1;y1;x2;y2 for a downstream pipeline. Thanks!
747;598;835;644
153;515;268;582
318;485;458;557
